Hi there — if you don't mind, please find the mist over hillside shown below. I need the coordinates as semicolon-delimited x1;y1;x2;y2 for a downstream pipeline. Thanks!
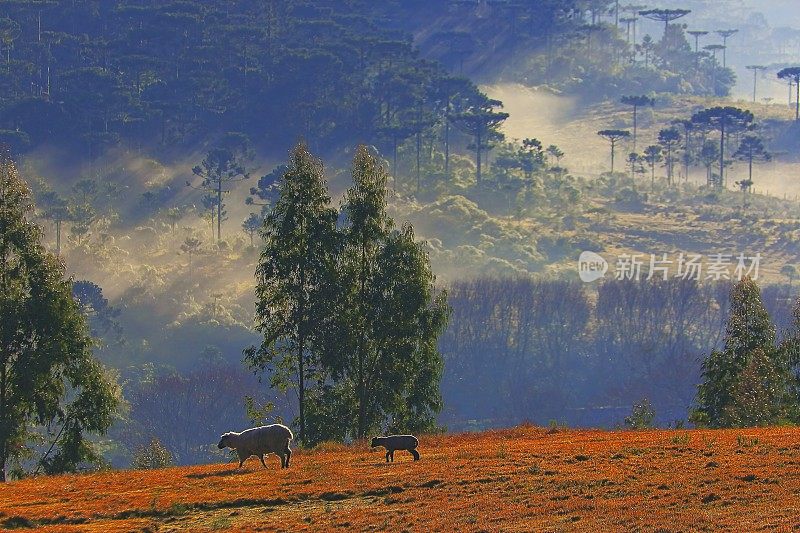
4;0;800;475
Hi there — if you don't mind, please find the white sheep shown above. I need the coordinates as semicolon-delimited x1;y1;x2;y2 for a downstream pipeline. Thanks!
371;435;420;462
217;424;293;469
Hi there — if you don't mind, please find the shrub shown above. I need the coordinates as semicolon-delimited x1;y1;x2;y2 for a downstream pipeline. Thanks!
131;438;173;470
625;398;655;429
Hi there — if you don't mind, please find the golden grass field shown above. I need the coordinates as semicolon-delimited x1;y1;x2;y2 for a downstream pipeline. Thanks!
3;425;800;532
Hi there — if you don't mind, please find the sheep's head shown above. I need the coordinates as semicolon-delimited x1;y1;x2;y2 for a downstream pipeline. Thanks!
370;437;380;448
218;433;231;449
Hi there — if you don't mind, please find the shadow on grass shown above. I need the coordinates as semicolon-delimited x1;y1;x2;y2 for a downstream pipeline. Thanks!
186;468;248;480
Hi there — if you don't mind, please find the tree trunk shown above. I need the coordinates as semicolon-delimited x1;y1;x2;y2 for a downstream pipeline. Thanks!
216;178;222;243
719;124;725;189
684;134;690;182
610;140;616;172
392;137;398;189
297;330;305;444
444;113;450;180
796;78;799;121
416;130;421;193
667;146;672;185
476;128;482;185
1;363;6;482
632;106;638;152
355;243;368;439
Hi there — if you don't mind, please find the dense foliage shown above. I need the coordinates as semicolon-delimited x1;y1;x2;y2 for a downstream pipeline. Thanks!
247;144;449;445
693;277;799;428
0;0;491;160
0;153;119;480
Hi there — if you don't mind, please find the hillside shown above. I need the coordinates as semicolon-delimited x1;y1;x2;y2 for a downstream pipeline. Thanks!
4;425;800;531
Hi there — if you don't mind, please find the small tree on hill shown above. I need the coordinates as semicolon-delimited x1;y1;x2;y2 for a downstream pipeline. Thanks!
188;136;252;243
641;145;662;184
451;96;509;185
781;265;798;286
778;67;800;120
625;398;655;429
691;107;754;189
546;145;564;166
733;134;770;192
39;190;70;254
658;127;682;185
598;129;631;173
699;139;720;187
620;95;655;152
241;213;262;247
131;438;173;470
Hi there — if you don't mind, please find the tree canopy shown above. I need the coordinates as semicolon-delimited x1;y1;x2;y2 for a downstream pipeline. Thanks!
0;153;119;480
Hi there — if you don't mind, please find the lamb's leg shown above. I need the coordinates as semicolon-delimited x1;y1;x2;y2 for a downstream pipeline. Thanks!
385;451;391;463
259;455;268;469
409;449;420;461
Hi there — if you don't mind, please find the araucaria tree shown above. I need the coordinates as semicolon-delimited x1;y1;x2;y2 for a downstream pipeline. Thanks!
777;67;800;120
451;96;509;185
693;278;790;428
327;146;450;440
733;134;771;192
597;130;631;172
643;145;663;184
245;144;338;444
691;107;754;189
0;153;119;481
657;127;682;185
188;144;251;243
620;95;654;152
638;9;691;41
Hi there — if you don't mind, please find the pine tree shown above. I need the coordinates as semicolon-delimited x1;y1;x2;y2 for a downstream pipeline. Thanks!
0;153;119;481
693;277;789;428
244;143;338;444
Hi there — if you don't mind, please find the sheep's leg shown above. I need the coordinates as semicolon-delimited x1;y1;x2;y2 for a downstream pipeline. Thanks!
409;449;420;461
385;451;391;463
389;450;395;462
259;455;268;469
284;447;291;468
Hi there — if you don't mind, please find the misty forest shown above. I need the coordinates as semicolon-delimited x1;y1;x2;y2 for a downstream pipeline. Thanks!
6;0;800;479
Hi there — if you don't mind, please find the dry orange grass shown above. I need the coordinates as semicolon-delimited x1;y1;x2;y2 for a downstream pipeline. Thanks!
3;425;800;531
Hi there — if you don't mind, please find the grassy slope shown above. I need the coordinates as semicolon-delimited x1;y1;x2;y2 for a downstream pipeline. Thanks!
3;425;800;531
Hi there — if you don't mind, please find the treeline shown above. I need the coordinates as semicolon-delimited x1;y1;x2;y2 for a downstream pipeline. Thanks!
414;2;735;100
440;276;798;429
0;0;490;161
